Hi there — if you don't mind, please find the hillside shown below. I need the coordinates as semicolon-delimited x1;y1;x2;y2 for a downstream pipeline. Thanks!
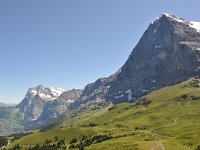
6;77;200;150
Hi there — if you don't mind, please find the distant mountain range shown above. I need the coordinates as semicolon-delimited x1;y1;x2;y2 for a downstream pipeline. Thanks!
1;13;200;136
0;103;8;107
0;103;16;107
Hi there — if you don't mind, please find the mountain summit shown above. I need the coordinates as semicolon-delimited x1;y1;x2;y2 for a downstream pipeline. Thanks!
17;85;82;128
25;85;64;101
17;85;65;122
155;13;200;32
74;13;200;106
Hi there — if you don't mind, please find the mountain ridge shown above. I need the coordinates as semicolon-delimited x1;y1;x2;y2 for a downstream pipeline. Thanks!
73;13;200;107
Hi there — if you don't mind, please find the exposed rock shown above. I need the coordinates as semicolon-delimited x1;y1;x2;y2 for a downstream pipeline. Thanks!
74;13;200;106
17;85;82;128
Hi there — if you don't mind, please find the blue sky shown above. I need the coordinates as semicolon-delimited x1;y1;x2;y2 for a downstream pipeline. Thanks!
0;0;200;103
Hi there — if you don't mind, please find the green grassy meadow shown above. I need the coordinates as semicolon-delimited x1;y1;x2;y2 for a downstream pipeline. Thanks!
6;78;200;150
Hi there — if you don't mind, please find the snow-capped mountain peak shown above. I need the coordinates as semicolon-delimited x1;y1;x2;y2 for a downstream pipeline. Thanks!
27;85;65;101
153;13;200;33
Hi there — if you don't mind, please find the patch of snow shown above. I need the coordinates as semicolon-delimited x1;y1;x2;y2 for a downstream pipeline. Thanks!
153;13;178;24
114;94;124;99
189;21;200;32
155;45;161;48
31;90;37;95
162;13;170;17
153;13;200;33
125;89;133;101
57;87;64;91
49;87;65;97
152;80;156;83
162;13;185;23
153;29;157;34
67;99;74;103
31;118;37;121
22;113;25;118
39;93;53;100
142;89;149;93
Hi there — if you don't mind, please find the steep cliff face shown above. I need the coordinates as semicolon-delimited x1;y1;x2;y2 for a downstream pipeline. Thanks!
74;13;200;105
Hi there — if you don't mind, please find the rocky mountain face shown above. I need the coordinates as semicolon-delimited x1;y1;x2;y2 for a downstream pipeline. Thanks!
17;85;82;129
73;13;200;106
31;89;83;128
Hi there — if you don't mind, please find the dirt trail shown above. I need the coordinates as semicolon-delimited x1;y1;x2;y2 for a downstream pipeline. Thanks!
144;130;166;150
150;141;165;150
157;141;166;150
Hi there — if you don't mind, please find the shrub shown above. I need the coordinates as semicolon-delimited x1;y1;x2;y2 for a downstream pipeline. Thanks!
196;145;200;150
69;138;78;144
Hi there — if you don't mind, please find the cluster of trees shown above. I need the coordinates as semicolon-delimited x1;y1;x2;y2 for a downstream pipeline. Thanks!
196;145;200;150
12;137;66;150
135;126;146;130
9;132;138;150
80;123;98;127
26;142;66;150
0;137;8;148
28;138;66;150
69;132;137;149
69;134;113;149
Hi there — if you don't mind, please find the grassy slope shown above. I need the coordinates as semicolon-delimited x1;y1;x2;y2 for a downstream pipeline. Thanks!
8;78;200;150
